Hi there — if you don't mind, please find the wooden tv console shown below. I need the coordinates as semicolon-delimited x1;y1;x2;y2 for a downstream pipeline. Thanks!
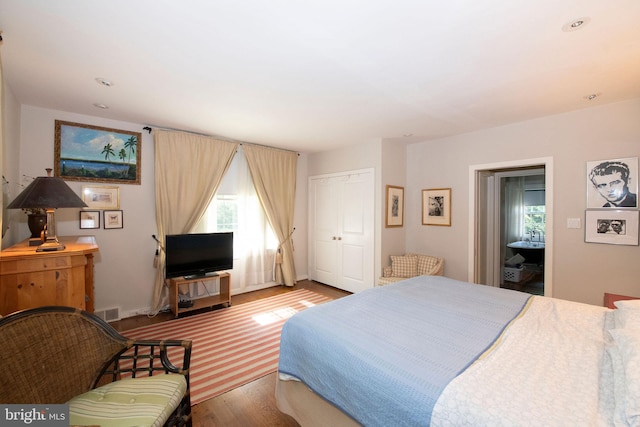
168;272;231;317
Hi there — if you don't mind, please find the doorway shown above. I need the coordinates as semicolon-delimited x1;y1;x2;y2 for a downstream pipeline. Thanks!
497;170;545;295
468;157;553;297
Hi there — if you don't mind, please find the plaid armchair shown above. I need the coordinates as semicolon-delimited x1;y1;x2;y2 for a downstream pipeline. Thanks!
0;306;192;427
378;253;444;286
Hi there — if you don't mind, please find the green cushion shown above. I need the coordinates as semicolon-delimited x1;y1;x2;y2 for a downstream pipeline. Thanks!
68;374;187;427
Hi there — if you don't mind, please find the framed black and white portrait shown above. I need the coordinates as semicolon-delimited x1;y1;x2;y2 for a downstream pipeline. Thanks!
586;157;638;208
385;185;404;228
422;188;451;226
585;209;639;245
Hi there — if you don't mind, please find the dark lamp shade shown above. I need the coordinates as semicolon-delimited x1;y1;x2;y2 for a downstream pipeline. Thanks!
7;176;87;209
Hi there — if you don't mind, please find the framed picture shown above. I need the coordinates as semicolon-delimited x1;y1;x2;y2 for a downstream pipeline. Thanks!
585;209;639;245
422;188;451;226
385;185;404;228
82;186;120;209
79;210;100;229
586;157;638;208
104;210;124;229
54;120;141;185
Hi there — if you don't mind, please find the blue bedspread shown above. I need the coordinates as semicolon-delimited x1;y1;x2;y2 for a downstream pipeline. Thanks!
278;276;531;426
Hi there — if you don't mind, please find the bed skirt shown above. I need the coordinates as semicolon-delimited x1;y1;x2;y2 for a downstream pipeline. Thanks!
275;375;360;427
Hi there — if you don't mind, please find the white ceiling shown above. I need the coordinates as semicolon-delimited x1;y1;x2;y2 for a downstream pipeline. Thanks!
1;1;639;153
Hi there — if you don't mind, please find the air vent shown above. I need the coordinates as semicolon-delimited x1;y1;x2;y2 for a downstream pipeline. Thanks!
95;307;121;322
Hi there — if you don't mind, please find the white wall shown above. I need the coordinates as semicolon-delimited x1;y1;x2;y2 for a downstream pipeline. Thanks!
1;78;22;247
380;139;408;268
16;106;157;317
405;98;640;305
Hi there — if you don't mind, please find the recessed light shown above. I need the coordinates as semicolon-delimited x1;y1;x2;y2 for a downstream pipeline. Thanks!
95;77;114;87
584;93;600;101
562;17;591;32
93;103;109;109
403;133;413;137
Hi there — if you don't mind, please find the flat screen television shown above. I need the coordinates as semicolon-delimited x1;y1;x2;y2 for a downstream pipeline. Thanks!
165;232;233;279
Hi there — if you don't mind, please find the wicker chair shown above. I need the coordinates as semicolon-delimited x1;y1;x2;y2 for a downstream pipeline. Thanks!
0;306;192;427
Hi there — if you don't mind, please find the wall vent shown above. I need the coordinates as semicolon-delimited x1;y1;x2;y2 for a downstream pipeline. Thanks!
95;307;121;322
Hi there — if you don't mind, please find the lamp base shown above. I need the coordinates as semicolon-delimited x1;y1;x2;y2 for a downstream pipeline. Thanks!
36;239;66;252
29;238;43;246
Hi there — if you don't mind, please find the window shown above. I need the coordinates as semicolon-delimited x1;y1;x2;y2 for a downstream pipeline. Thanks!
524;189;545;238
204;195;238;232
194;148;278;289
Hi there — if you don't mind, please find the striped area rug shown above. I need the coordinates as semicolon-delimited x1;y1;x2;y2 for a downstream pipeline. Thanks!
123;289;333;405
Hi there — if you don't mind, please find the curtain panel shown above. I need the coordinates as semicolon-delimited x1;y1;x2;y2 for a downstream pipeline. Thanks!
152;130;238;313
502;176;525;261
243;144;298;286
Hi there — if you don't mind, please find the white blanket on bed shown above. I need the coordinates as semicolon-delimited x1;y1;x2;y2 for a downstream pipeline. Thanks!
431;296;616;426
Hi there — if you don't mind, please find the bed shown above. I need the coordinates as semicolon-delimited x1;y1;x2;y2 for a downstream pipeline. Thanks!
276;276;640;426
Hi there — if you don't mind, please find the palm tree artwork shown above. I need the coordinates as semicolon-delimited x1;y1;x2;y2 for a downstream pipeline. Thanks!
55;121;142;184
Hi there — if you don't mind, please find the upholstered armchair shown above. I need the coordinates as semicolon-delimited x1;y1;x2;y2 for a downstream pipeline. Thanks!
0;306;192;427
378;253;444;286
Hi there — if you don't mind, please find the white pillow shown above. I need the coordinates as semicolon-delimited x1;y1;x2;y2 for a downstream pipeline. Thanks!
613;300;640;329
609;328;640;426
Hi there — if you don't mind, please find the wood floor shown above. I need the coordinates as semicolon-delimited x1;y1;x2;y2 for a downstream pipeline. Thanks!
110;280;351;427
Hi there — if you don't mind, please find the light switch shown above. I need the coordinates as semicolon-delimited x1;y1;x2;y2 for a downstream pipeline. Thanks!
567;218;581;229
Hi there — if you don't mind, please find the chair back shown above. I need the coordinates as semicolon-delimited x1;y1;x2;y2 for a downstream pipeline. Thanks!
0;306;129;404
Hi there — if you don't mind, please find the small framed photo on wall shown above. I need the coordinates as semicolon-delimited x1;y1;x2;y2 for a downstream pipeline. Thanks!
422;188;451;226
385;185;404;228
82;186;120;209
79;210;100;229
104;210;124;229
586;157;638;208
585;209;639;245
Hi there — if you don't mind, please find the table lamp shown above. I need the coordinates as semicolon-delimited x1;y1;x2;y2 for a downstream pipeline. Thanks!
7;169;87;251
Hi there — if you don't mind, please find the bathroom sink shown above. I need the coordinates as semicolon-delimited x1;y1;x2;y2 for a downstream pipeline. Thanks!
507;241;545;249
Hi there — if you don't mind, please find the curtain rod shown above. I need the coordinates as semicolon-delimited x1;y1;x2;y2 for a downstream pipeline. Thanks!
142;125;299;156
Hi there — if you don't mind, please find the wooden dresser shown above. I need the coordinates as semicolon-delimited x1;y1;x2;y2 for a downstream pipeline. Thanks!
0;235;99;316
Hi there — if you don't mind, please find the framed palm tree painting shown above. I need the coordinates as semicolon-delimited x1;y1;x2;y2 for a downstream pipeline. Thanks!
54;120;141;184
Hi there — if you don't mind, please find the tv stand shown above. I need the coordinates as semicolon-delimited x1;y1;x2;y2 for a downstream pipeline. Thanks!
184;272;219;280
168;272;231;317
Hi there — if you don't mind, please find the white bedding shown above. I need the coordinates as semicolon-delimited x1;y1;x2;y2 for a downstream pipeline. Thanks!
431;296;616;426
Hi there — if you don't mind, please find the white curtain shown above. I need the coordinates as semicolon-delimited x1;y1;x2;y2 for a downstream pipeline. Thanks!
501;176;525;260
194;147;277;290
243;144;297;286
152;130;238;313
234;148;276;286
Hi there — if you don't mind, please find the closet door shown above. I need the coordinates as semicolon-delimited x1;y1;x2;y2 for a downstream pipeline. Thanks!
308;169;374;293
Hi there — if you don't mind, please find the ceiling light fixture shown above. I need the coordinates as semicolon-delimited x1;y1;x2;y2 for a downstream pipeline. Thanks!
584;93;599;101
93;103;109;109
95;77;114;87
562;17;591;32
